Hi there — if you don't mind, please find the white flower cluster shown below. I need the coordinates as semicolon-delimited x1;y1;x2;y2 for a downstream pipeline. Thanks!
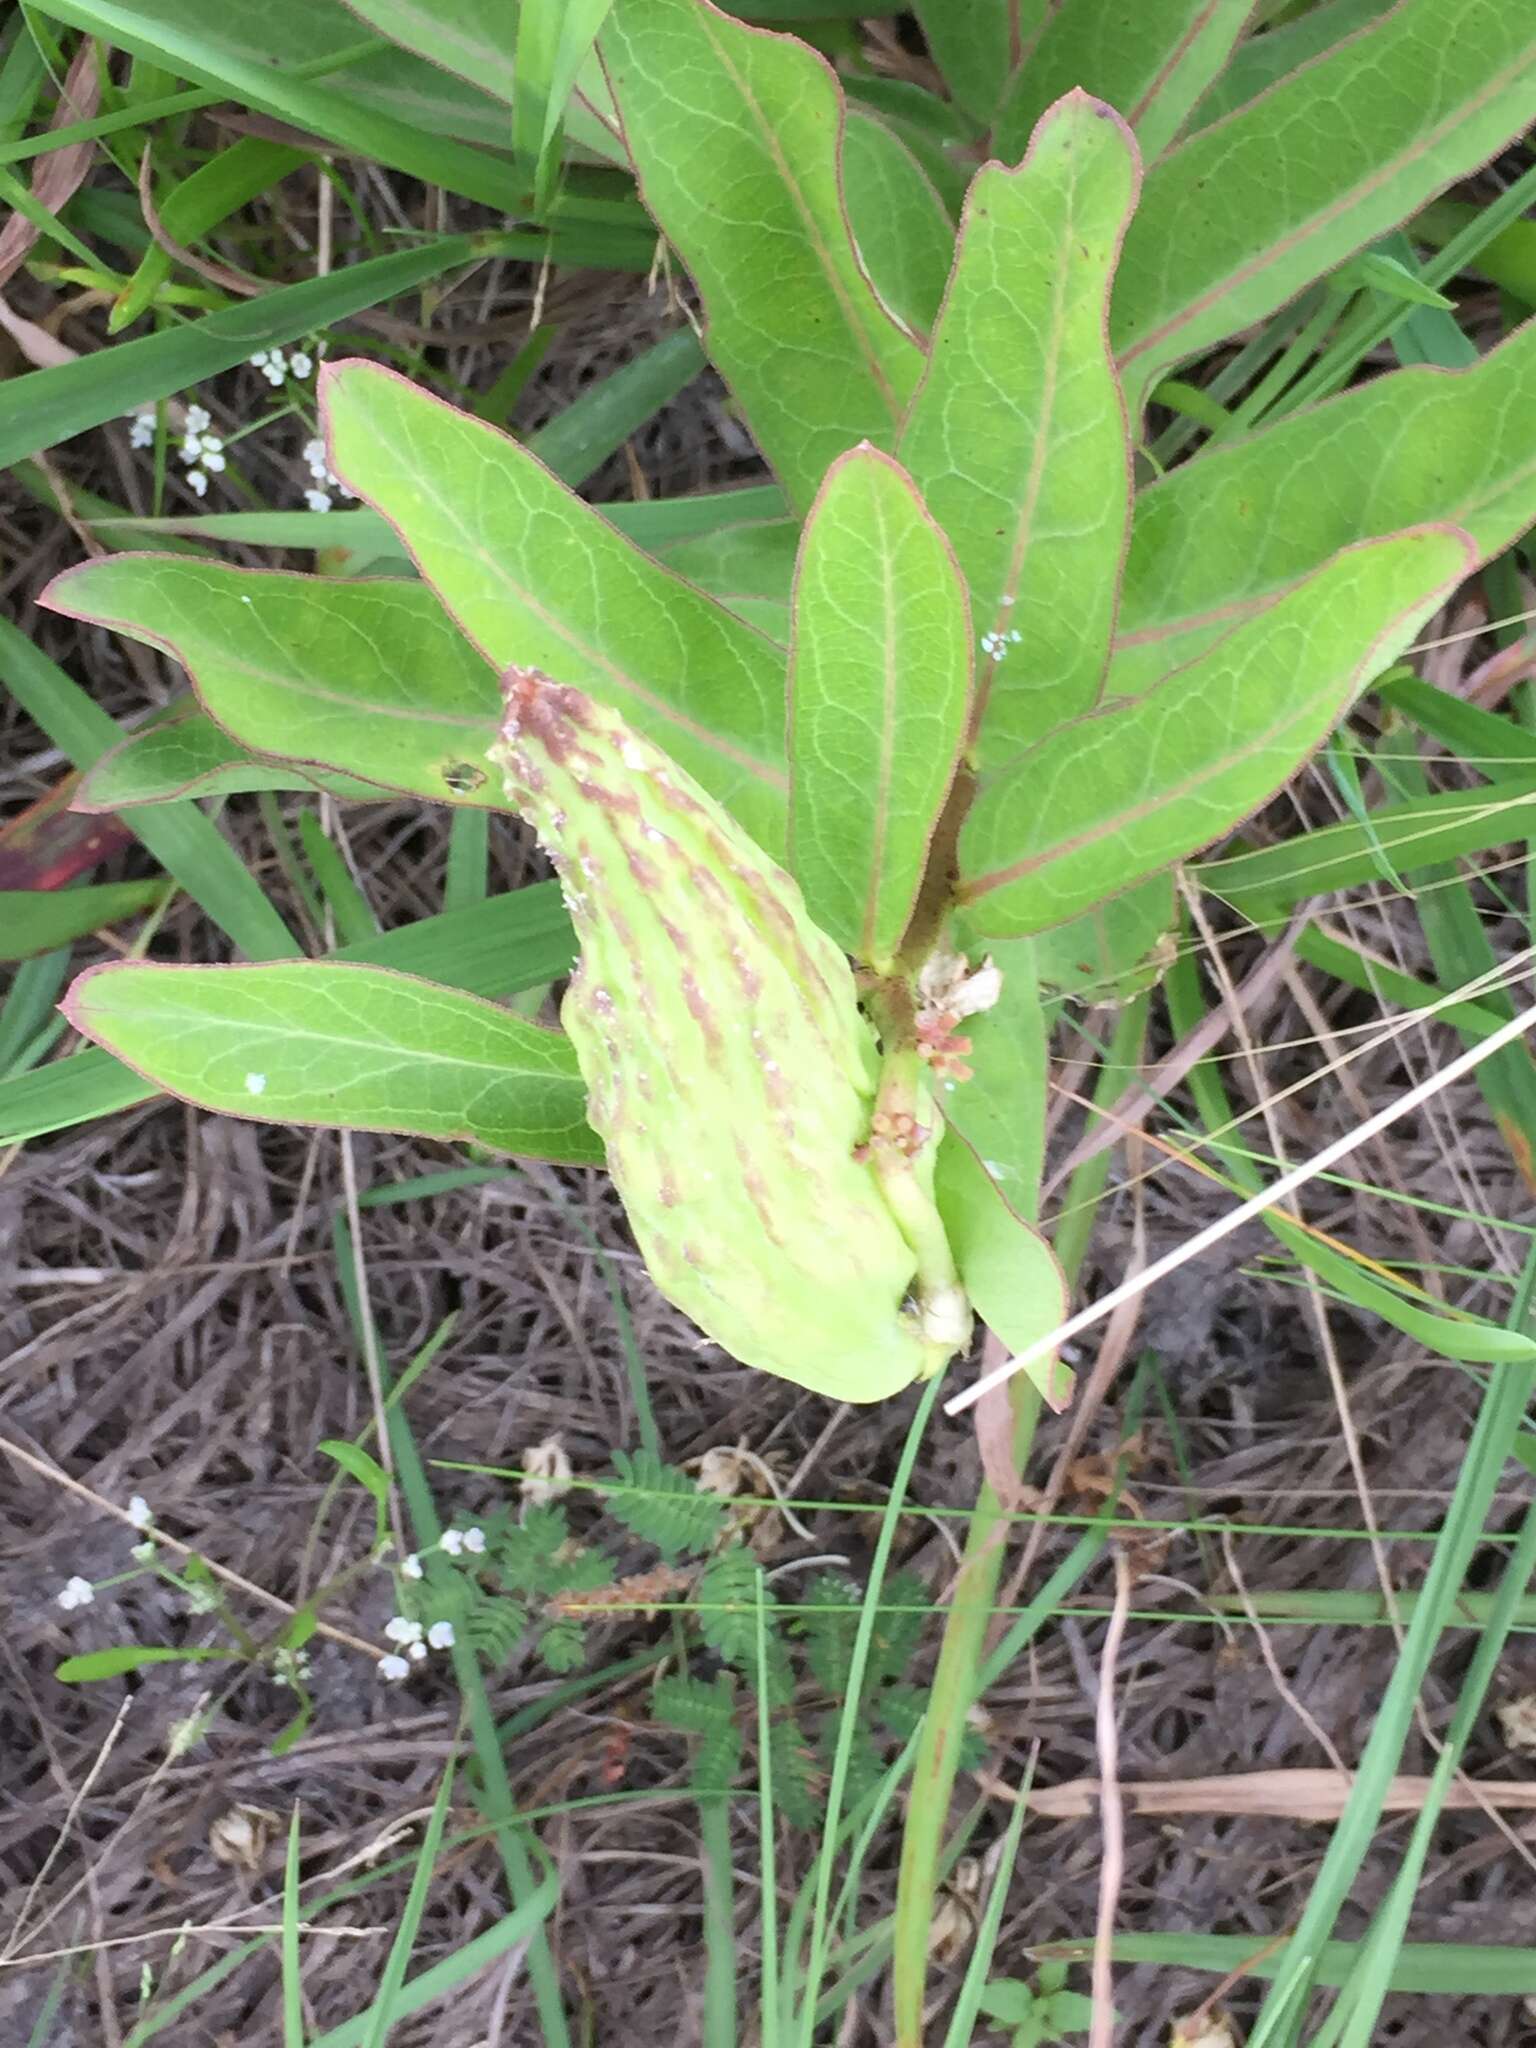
378;1614;457;1682
179;404;225;499
127;408;155;448
249;346;313;387
979;626;1024;661
380;1523;483;1680
299;435;354;515
57;1492;160;1612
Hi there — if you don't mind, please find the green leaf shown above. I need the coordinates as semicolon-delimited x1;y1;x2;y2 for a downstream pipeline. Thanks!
63;962;601;1162
57;1644;235;1682
959;529;1473;935
788;445;970;966
935;1133;1070;1407
43;559;507;809
0;881;164;961
78;705;384;809
1111;0;1536;413
654;517;800;601
0;884;579;1144
0;232;489;472
599;0;922;513
318;1439;391;1528
1032;875;1176;1002
841;108;956;338
913;0;1041;125
996;0;1253;164
1112;322;1536;700
898;93;1139;761
940;931;1050;1210
321;358;790;851
1186;0;1397;135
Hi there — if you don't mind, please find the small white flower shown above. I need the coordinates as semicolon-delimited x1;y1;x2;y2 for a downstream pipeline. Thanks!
185;404;211;433
400;1552;423;1580
289;350;313;379
248;350;271;368
127;1495;152;1529
57;1576;94;1610
407;1639;428;1662
180;432;204;462
130;1540;156;1563
383;1615;423;1644
200;437;226;473
427;1620;455;1649
378;1653;410;1682
1007;628;1022;644
262;350;288;386
439;1529;465;1557
303;488;332;514
186;469;208;498
303;437;328;474
244;1072;266;1096
128;411;155;448
462;1526;486;1553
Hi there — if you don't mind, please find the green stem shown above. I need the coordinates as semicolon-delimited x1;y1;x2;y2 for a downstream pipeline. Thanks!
892;1383;1041;2046
892;996;1149;2042
870;1045;969;1372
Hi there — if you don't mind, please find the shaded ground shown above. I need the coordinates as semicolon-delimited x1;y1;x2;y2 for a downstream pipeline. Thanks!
6;202;1536;2048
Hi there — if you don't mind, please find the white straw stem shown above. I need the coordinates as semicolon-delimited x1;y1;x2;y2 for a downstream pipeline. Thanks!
946;993;1536;1418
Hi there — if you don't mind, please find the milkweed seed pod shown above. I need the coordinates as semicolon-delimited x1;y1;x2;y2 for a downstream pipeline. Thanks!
490;668;955;1403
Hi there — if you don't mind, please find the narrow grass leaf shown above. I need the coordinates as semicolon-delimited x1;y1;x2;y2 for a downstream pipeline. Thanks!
282;1806;304;2048
898;94;1139;761
0;232;485;470
113;137;310;332
514;0;616;216
0;880;164;960
0;617;298;960
1200;782;1536;912
788;445;970;964
64;961;600;1162
359;1756;456;2048
599;0;922;513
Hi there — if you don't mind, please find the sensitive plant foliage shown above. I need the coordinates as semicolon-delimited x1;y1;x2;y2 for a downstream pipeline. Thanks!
53;1447;935;1822
36;0;1536;1403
